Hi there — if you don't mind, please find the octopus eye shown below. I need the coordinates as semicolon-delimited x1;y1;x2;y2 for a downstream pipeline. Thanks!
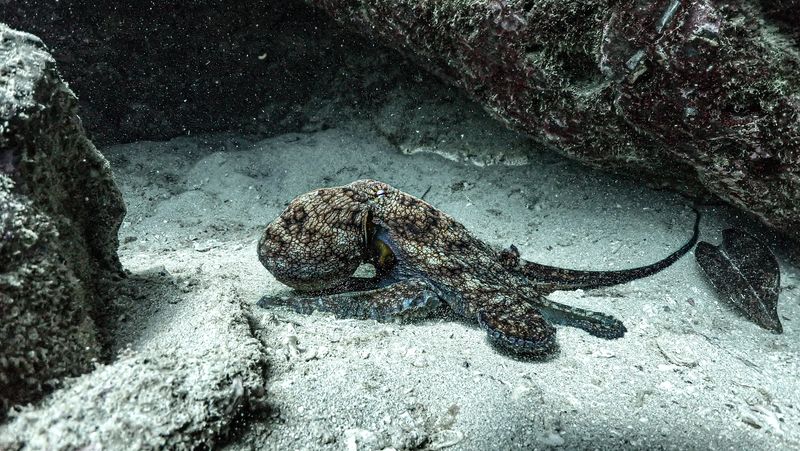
376;189;385;197
372;238;395;270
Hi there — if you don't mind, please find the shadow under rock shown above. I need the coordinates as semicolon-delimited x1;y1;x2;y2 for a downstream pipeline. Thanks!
104;266;188;354
102;265;278;446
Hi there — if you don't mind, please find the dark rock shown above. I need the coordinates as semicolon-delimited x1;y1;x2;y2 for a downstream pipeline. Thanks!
306;0;800;244
759;0;800;43
0;296;268;450
0;24;125;416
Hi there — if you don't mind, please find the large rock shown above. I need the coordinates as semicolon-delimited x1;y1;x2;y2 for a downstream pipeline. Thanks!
0;291;268;450
307;0;800;243
0;25;125;416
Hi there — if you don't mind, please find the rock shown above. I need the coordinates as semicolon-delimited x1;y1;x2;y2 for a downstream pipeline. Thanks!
0;297;269;450
0;25;125;416
307;0;800;244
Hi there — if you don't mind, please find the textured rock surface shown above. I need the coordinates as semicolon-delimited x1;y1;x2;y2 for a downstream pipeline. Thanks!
307;0;800;243
0;25;125;415
0;290;268;450
0;177;103;417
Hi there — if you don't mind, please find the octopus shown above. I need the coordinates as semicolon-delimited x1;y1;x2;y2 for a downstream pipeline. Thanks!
257;179;699;355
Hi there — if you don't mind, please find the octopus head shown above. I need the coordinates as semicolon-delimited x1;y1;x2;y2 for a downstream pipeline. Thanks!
258;183;373;291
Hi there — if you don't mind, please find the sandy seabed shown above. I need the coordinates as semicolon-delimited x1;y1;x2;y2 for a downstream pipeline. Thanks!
92;118;800;449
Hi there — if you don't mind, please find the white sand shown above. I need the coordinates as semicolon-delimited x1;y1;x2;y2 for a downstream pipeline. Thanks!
102;119;799;450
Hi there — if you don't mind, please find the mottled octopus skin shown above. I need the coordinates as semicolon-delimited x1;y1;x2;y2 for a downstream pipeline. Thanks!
258;179;699;355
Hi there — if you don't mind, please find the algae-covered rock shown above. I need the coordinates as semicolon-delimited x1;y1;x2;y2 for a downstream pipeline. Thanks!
0;24;125;415
0;177;103;415
307;0;800;244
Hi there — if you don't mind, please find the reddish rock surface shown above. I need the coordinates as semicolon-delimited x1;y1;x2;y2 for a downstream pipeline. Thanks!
310;0;800;243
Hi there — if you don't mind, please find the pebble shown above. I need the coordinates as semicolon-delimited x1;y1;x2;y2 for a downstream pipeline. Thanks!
538;432;565;447
590;348;615;358
429;430;464;450
511;384;533;401
344;428;379;451
655;333;707;368
411;357;428;368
